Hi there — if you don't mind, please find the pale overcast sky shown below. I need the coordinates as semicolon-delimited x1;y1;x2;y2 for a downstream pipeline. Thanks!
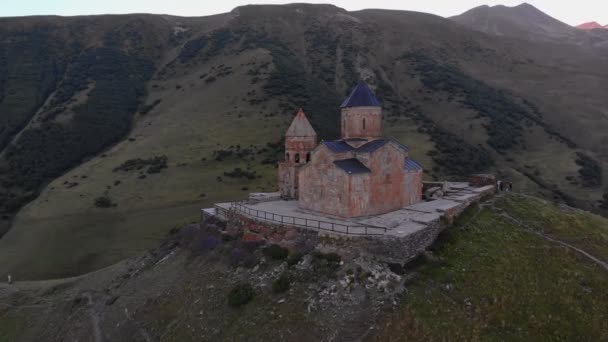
1;1;607;26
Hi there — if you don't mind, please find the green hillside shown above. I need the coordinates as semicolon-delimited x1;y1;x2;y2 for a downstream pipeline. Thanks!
0;194;606;341
0;4;607;280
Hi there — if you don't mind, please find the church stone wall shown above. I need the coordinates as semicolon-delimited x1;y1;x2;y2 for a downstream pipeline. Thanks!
299;148;353;217
341;106;383;140
366;145;407;216
403;170;424;207
346;175;372;217
278;162;298;199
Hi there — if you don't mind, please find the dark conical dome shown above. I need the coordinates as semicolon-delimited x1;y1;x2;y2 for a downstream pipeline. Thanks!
340;81;381;108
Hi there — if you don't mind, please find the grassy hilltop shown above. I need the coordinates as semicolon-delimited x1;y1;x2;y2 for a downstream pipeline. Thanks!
0;194;606;341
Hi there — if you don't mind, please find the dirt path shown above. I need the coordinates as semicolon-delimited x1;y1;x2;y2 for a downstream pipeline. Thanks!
468;194;608;273
500;212;608;272
84;292;103;342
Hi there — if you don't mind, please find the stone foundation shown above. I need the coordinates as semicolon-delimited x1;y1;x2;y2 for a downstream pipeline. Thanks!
223;207;446;263
204;184;496;263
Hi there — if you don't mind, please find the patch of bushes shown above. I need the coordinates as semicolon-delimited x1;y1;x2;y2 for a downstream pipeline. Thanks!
229;248;259;268
227;283;255;307
272;273;291;294
239;31;342;139
600;193;608;209
0;29;64;153
3;192;39;213
403;52;531;151
286;252;303;267
213;149;233;161
314;251;341;263
263;244;289;260
416;121;494;176
1;45;153;216
312;251;342;277
575;152;602;187
178;36;208;63
403;52;575;153
179;28;236;64
113;156;168;174
224;168;257;180
94;196;114;208
139;99;161;115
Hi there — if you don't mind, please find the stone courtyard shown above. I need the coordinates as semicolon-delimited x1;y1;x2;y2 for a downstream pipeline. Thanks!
206;182;495;239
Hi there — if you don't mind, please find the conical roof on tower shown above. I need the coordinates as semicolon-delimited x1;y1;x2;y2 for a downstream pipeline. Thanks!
285;108;317;137
340;81;381;108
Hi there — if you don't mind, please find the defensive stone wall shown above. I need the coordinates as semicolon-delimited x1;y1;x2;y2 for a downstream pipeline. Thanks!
222;206;452;263
206;184;496;263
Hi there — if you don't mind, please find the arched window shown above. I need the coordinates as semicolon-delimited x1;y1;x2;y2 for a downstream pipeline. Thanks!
295;153;300;163
306;153;311;163
286;153;290;162
363;118;366;130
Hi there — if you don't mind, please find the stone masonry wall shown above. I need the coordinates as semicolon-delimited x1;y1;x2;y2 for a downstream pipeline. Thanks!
225;209;444;264
341;106;383;140
220;185;496;263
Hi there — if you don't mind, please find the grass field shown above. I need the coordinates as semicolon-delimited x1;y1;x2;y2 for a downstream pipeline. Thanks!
0;49;288;280
1;193;607;341
374;194;608;340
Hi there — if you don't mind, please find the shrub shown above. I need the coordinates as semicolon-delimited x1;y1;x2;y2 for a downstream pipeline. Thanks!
286;252;303;267
387;262;406;275
139;99;161;115
197;237;221;253
94;196;113;208
272;273;291;294
575;152;602;187
313;251;341;264
113;156;168;174
228;248;258;268
227;283;255;307
600;193;608;209
223;167;257;180
263;244;289;260
312;251;342;277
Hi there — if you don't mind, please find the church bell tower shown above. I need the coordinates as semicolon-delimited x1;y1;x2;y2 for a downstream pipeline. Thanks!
278;109;317;199
340;81;382;141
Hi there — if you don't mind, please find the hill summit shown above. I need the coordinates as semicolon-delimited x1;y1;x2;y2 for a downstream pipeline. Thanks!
451;2;578;42
576;21;608;30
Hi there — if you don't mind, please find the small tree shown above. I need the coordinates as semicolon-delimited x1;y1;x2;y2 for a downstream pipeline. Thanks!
600;192;608;209
94;196;113;208
272;273;291;294
263;244;289;260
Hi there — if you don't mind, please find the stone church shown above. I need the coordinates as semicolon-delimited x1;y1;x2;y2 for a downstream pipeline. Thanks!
278;81;423;218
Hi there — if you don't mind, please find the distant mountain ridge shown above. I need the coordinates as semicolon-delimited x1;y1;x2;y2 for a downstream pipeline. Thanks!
576;22;608;30
451;2;608;47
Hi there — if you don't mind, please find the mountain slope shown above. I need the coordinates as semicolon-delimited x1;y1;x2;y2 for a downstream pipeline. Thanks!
1;194;607;341
451;3;574;40
451;3;608;47
576;22;606;30
0;4;607;280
